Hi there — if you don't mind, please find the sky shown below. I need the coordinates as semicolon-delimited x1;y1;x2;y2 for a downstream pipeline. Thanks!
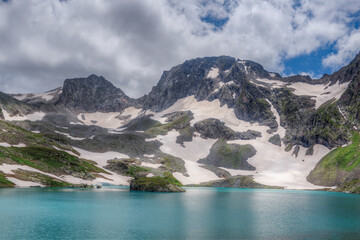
0;0;360;98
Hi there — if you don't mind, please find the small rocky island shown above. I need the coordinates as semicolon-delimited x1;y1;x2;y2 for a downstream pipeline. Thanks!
130;174;185;192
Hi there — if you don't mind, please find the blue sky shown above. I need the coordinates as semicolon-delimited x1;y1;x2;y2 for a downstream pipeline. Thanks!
0;0;360;96
200;1;359;79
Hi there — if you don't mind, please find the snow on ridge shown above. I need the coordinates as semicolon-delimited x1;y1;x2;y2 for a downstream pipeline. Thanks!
54;131;86;141
206;67;219;79
12;87;62;102
253;78;285;89
289;81;350;109
150;96;268;134
1;108;45;122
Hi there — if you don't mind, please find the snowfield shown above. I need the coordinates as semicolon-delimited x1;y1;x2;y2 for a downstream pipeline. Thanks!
12;87;62;102
289;81;350;109
2;108;45;121
252;78;350;109
147;96;333;189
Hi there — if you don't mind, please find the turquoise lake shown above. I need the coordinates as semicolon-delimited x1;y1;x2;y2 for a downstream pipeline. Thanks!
0;187;359;240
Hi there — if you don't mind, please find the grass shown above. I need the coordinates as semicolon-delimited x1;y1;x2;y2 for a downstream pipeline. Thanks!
132;172;183;188
0;172;15;188
319;132;360;172
0;146;107;179
307;132;360;187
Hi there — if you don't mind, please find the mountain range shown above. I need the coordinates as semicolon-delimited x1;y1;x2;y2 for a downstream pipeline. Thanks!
0;53;359;193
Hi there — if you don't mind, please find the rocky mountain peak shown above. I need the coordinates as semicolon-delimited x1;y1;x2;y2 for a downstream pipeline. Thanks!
326;51;360;85
57;74;132;112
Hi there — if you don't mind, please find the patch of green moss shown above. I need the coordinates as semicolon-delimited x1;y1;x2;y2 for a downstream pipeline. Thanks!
126;165;151;177
317;132;359;172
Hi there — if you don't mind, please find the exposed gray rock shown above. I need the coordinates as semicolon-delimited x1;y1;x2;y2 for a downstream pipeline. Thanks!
57;74;134;112
292;145;300;157
105;158;142;175
237;130;262;140
268;134;281;147
305;145;314;156
194;118;261;140
194;118;238;140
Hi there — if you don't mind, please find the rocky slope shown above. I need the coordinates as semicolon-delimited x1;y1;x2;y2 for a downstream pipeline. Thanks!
57;74;134;112
0;52;359;192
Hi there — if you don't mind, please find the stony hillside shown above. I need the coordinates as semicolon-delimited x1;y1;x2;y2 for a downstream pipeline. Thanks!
1;53;359;193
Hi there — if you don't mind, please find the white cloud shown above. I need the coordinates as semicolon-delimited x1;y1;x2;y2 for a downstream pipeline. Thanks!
322;29;360;69
0;0;359;97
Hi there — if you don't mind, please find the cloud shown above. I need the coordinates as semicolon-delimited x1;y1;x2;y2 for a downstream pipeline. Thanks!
0;0;359;97
322;29;360;69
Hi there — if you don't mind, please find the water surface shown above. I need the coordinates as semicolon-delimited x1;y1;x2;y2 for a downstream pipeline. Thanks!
0;187;359;239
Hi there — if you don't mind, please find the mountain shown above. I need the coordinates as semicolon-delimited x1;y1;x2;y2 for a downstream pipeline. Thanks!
57;74;133;112
0;53;359;193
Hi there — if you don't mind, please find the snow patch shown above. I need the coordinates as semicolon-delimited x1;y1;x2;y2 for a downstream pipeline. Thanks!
54;131;86;141
253;78;285;89
78;107;141;129
141;162;162;168
2;109;45;121
158;130;216;162
72;147;131;185
266;99;286;138
12;88;62;102
155;130;219;185
6;177;44;187
150;96;268;134
73;147;129;167
0;142;26;147
289;81;350;109
206;67;219;79
173;161;219;185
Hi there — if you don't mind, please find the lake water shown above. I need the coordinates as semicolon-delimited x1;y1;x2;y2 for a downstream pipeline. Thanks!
0;187;359;240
